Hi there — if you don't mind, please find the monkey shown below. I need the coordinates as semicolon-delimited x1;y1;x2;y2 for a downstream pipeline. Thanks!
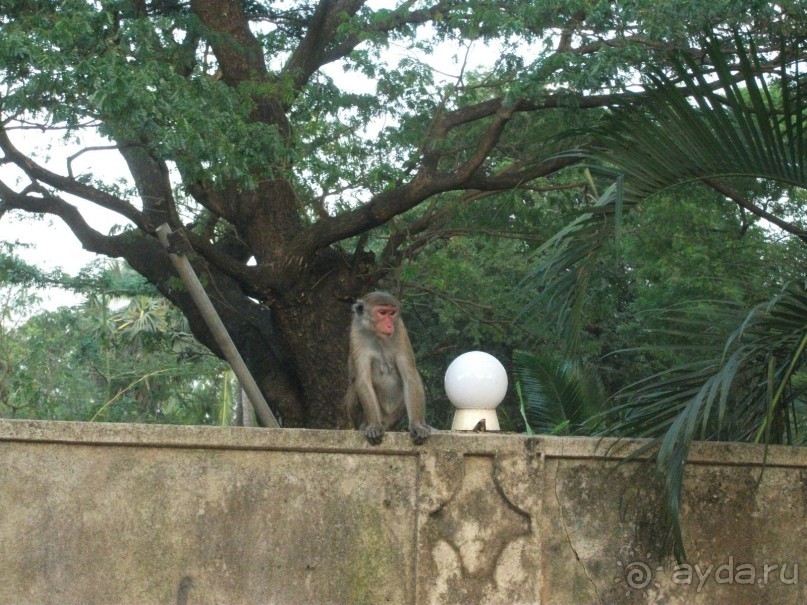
344;291;430;445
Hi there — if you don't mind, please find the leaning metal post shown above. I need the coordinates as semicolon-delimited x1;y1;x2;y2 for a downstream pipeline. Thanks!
156;223;280;428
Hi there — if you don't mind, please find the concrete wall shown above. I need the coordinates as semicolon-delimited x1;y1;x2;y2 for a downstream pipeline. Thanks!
0;419;805;604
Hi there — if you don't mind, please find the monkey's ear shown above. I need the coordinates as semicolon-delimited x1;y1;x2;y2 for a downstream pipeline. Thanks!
353;301;364;316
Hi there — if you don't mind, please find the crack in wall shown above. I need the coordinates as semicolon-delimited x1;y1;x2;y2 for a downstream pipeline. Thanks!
553;461;602;604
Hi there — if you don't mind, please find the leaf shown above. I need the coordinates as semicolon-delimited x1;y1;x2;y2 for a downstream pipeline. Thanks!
513;349;605;435
528;30;807;562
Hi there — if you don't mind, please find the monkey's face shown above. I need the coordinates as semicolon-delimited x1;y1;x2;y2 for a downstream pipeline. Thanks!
371;305;398;339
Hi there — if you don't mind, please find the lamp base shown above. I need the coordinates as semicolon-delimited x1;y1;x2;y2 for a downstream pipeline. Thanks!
451;408;500;431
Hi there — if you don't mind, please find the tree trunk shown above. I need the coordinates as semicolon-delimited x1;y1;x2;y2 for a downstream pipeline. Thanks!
270;250;361;429
273;300;351;429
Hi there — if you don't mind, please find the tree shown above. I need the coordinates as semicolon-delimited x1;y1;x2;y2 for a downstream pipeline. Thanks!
0;256;234;423
0;1;786;427
526;29;807;561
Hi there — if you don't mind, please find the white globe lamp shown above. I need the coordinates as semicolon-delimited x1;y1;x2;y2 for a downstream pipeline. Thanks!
445;351;508;431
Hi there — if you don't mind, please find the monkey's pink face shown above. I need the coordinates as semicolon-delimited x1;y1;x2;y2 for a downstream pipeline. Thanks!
372;305;398;339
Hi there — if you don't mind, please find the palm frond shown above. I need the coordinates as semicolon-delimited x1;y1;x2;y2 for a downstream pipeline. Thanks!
513;349;606;435
594;33;807;198
525;30;806;334
524;29;807;563
599;283;807;561
520;180;629;353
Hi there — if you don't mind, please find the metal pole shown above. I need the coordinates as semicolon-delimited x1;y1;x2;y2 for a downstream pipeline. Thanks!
156;224;279;428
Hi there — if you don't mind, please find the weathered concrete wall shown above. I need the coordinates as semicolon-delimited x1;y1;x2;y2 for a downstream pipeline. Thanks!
0;419;805;604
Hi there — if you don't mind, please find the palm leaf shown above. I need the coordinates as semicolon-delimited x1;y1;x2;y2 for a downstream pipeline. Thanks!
595;33;806;197
598;283;807;561
526;30;807;562
520;179;628;353
528;31;806;318
513;349;605;435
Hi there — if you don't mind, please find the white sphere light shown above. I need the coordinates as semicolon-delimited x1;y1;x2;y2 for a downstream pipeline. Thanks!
445;351;508;431
445;351;508;408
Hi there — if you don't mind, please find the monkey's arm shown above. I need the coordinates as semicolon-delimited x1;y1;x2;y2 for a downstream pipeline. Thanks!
352;353;387;444
399;356;426;423
395;334;430;444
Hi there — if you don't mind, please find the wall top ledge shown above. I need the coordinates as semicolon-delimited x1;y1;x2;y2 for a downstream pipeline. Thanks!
0;418;805;468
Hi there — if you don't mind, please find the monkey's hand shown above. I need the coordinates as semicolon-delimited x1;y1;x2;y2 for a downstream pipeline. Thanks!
364;424;384;445
409;423;430;445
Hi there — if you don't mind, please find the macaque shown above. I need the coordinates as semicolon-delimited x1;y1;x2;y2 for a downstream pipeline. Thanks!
345;291;430;445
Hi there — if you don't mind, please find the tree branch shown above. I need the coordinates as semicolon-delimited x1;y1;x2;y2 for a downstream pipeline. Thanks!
117;142;182;229
295;152;579;261
703;178;807;238
405;282;511;330
190;0;267;86
190;0;291;137
319;1;464;66
283;0;365;91
0;182;124;258
436;92;632;132
289;85;594;259
181;229;269;297
0;129;265;296
380;198;448;265
0;128;147;230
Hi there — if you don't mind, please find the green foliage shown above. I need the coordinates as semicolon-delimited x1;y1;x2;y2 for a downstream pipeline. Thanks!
587;33;807;199
524;28;807;562
513;349;605;435
1;1;804;450
396;183;590;429
1;3;289;189
521;178;625;356
0;259;233;424
403;233;526;429
598;283;807;561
